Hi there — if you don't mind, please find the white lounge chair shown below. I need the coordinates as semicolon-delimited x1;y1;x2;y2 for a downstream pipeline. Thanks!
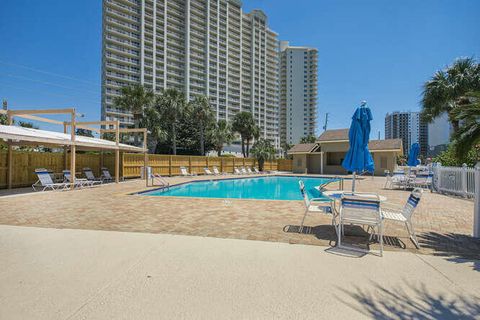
253;167;261;174
63;170;101;188
338;194;384;256
298;181;334;232
234;167;242;175
101;167;114;182
32;169;70;191
180;166;196;176
240;167;248;174
382;188;423;248
212;166;227;175
246;167;255;174
203;167;214;175
83;168;104;183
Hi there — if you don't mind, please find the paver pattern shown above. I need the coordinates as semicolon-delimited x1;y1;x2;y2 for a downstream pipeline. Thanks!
1;174;479;258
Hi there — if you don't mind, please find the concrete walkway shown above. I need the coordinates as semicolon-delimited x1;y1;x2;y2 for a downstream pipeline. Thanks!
0;225;479;320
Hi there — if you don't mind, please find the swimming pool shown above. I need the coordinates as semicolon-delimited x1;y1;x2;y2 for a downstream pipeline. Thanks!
141;176;335;201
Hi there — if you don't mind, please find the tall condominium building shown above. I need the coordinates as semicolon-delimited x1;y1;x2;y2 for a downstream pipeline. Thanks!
279;41;318;146
385;111;428;156
427;112;452;157
102;0;280;148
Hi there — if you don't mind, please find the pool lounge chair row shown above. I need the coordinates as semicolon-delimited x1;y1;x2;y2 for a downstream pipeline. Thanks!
180;165;265;176
32;167;114;191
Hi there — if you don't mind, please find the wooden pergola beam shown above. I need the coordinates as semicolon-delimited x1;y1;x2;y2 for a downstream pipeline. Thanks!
100;128;147;133
9;108;75;115
8;114;65;125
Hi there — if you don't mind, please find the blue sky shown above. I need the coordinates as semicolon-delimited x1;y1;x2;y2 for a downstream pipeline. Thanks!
1;0;479;138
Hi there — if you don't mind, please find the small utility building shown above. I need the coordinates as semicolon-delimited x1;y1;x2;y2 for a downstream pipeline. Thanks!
288;128;403;175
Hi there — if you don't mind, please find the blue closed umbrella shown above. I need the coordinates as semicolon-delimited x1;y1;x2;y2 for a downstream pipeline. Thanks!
342;102;375;192
407;143;420;167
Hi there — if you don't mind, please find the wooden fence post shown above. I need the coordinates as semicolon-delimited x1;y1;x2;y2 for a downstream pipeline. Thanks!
206;157;209;169
169;155;172;176
189;156;192;173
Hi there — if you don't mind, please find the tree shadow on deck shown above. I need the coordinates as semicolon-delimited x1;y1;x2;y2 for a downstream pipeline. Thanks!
337;280;480;319
418;232;480;272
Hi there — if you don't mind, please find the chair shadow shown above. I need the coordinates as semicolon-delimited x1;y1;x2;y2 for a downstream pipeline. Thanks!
336;280;480;319
283;224;406;250
418;232;480;272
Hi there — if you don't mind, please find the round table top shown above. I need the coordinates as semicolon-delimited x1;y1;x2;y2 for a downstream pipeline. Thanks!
322;190;387;202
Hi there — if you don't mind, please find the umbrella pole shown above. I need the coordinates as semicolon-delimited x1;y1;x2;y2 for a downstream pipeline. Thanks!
352;171;356;192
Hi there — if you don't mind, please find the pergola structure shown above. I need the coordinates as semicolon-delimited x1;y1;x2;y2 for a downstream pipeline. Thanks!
0;107;148;189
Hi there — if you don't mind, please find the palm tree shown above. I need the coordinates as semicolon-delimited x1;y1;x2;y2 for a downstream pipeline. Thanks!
300;135;317;144
155;88;187;155
190;95;215;155
421;58;480;133
451;91;480;159
113;84;154;145
232;111;259;157
251;138;275;171
140;106;167;153
209;120;234;156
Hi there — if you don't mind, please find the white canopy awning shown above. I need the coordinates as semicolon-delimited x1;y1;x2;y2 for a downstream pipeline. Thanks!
0;125;144;152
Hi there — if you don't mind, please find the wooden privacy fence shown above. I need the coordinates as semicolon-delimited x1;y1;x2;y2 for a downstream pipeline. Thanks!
0;150;116;189
122;154;293;178
0;150;293;188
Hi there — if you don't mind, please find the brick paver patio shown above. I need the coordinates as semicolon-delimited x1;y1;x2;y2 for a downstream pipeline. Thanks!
0;174;479;259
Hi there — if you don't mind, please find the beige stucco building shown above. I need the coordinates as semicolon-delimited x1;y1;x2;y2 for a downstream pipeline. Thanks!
288;128;403;175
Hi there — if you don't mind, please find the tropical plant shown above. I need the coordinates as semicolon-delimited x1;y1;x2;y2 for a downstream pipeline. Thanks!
76;128;94;137
139;106;167;153
433;143;478;167
18;121;38;129
450;91;480;160
113;84;154;144
155;88;187;155
208;120;234;156
190;95;215;155
281;142;293;159
300;135;317;144
0;113;7;125
251;138;275;171
421;57;480;132
232;111;259;157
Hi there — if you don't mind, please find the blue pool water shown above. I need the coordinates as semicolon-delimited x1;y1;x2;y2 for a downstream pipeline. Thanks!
141;176;335;201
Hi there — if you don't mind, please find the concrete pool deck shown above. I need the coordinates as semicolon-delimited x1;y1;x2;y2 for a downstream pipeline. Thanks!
0;225;479;319
0;174;479;257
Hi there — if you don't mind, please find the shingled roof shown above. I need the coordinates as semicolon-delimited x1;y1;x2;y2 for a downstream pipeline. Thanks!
368;139;403;151
287;143;319;154
317;129;349;142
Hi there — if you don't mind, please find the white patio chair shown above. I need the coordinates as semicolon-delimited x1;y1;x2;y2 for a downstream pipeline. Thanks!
203;167;214;175
298;181;334;232
32;169;70;191
101;167;114;182
253;167;261;174
180;166;196;176
382;188;423;248
83;168;104;183
338;194;384;256
240;167;248;174
246;167;255;174
63;170;101;188
234;167;242;175
212;166;227;175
